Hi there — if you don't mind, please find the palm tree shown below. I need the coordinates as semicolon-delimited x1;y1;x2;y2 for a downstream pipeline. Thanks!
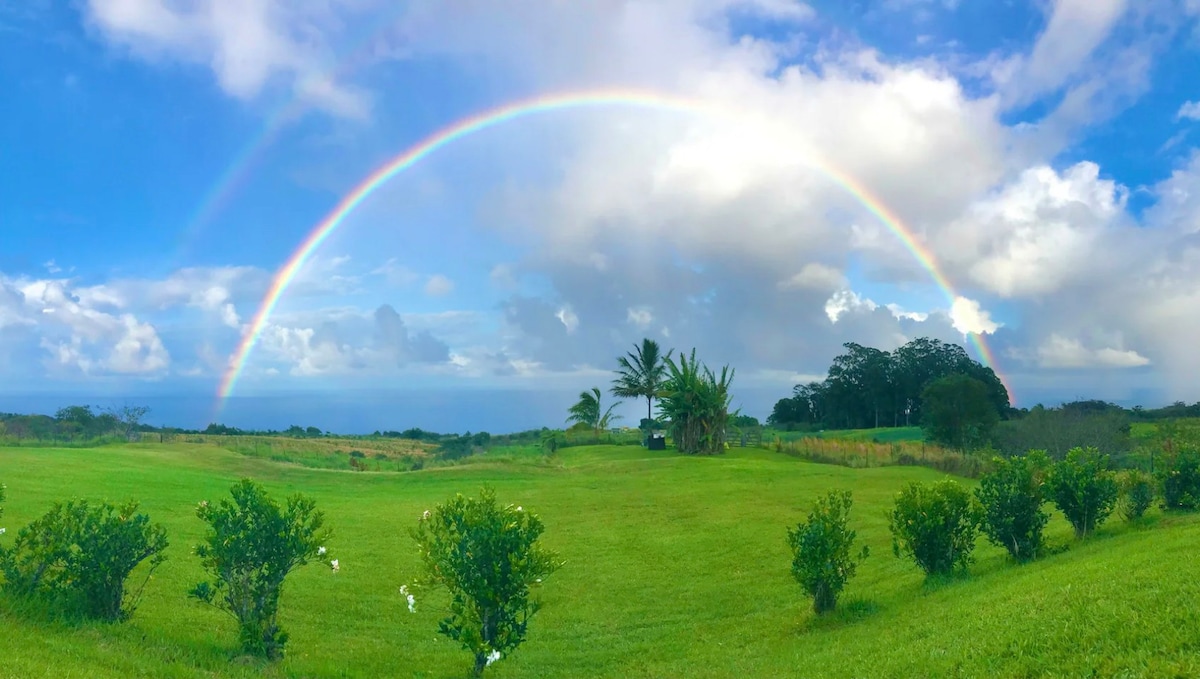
611;338;673;422
566;387;622;436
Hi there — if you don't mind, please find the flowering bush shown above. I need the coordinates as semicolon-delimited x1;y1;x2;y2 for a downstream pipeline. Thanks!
975;450;1051;562
1046;447;1119;539
786;489;869;615
189;478;332;660
888;479;980;578
407;487;562;677
0;498;168;621
1157;447;1200;511
1120;470;1155;521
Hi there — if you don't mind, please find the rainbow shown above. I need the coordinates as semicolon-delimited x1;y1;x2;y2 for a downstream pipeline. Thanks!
215;88;1015;409
172;5;409;263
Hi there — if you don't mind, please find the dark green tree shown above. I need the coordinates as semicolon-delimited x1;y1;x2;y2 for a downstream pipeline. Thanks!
921;373;1000;451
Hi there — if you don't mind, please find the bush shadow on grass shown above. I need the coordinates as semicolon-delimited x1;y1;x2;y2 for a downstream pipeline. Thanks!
799;596;880;633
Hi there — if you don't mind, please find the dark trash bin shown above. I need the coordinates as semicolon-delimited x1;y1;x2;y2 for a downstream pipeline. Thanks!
647;434;666;450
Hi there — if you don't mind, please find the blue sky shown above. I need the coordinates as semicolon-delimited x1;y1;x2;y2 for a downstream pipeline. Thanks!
3;0;1200;433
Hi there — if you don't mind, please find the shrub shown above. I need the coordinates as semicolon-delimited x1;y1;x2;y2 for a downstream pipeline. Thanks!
189;479;333;661
1046;446;1119;539
1157;447;1200;511
888;479;980;578
1120;470;1155;521
0;499;168;621
786;489;869;615
975;450;1050;562
407;487;562;677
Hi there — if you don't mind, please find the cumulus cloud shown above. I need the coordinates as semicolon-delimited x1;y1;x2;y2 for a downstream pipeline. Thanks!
7;276;171;376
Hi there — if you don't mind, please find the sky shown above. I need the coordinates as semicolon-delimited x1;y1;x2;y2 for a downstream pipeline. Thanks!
3;0;1200;433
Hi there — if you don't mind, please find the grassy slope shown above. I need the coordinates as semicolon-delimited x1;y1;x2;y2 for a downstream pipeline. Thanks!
1;444;1198;678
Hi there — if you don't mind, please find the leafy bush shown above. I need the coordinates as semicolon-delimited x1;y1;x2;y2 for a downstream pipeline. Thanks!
0;498;168;621
1046;447;1119;538
407;487;562;677
888;479;980;578
786;489;869;615
975;450;1051;562
1120;470;1155;521
189;479;333;660
1157;447;1200;511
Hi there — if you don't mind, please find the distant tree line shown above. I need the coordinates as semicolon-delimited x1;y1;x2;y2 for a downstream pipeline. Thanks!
767;337;1012;431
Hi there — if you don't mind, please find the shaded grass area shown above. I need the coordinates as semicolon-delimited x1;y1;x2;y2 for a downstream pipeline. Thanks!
0;443;1197;678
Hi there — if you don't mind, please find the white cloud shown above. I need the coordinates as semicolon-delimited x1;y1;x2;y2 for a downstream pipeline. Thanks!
1034;334;1151;369
626;307;654;328
824;289;877;323
948;297;1000;335
993;0;1129;109
934;162;1133;298
556;306;580;334
1178;100;1200;121
424;274;455;297
10;276;171;376
82;0;370;118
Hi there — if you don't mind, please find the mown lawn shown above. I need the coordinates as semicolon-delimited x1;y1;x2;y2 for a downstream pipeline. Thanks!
0;443;1197;678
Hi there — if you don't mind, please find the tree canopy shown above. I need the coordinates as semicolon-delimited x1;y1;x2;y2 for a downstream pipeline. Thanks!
768;337;1011;431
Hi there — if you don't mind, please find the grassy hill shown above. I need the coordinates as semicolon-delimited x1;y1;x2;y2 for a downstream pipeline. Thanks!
1;442;1197;678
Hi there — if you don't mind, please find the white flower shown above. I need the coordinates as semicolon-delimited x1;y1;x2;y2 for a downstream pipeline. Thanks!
516;506;523;512
0;528;5;536
318;546;327;556
330;559;340;573
486;650;501;666
399;585;417;612
422;510;431;520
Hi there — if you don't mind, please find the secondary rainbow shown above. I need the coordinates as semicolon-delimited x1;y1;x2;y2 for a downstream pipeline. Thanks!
216;88;1015;409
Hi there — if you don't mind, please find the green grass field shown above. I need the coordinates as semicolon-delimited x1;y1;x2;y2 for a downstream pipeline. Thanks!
768;426;926;443
2;442;1199;678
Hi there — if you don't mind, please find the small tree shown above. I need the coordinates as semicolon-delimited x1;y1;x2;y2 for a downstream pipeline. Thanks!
786;490;868;615
888;479;980;578
975;450;1051;562
408;487;562;677
189;479;332;661
1120;470;1155;521
921;374;1000;452
1156;447;1200;511
658;348;736;455
1046;446;1119;539
0;498;168;621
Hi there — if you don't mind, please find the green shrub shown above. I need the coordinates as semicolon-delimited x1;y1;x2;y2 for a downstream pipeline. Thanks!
786;489;869;615
1120;470;1155;521
975;450;1050;562
1157;447;1200;511
407;487;562;677
888;479;980;578
189;479;333;661
1046;447;1119;539
0;498;168;621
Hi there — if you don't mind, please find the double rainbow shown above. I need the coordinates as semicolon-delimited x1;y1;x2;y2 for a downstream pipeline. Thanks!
214;89;1013;409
